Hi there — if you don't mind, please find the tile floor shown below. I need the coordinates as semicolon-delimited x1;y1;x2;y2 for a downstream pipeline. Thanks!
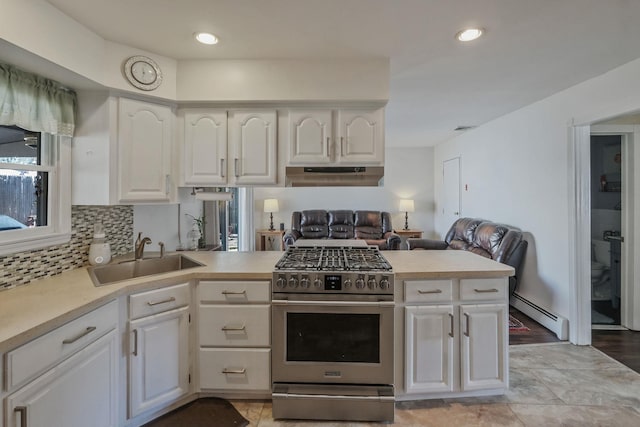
230;343;640;426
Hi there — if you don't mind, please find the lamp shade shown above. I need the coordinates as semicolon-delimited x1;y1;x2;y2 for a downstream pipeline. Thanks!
264;199;279;213
399;199;415;213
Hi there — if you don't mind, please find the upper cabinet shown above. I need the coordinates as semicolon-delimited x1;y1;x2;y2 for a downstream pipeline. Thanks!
118;98;174;202
179;109;278;186
287;108;384;166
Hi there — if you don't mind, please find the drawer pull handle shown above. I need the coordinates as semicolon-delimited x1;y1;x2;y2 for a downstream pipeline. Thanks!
147;297;176;306
132;329;138;356
449;313;454;338
222;368;246;374
62;326;96;344
474;288;499;293
464;313;470;337
221;290;247;295
221;158;225;178
15;406;27;427
221;325;246;332
418;289;442;294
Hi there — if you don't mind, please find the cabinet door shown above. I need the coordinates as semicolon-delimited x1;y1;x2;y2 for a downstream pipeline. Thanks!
182;109;228;186
6;330;118;427
336;108;384;164
129;306;190;417
118;98;173;202
228;110;277;185
460;304;508;391
405;305;455;393
288;110;332;164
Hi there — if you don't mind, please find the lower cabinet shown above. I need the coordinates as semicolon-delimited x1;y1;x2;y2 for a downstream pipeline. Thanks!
197;280;271;393
6;330;118;427
128;284;191;418
403;278;508;397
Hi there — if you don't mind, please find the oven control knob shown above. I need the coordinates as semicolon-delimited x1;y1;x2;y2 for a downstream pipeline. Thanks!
276;276;286;288
367;277;377;289
344;278;353;289
355;277;365;289
300;277;310;289
379;278;390;290
314;278;323;288
288;276;298;288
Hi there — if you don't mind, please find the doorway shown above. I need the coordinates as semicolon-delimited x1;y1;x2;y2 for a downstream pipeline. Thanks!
442;157;461;226
590;135;622;326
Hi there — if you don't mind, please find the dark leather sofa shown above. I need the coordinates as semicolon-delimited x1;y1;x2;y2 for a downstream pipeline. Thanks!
283;210;401;250
407;218;528;294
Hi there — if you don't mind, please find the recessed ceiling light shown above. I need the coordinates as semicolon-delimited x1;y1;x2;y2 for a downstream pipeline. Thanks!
194;32;219;45
456;28;483;42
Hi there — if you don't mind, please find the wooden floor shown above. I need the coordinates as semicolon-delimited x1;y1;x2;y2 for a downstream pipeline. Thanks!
510;307;640;374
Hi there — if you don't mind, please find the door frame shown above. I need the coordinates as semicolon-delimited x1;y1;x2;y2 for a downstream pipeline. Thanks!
571;124;636;344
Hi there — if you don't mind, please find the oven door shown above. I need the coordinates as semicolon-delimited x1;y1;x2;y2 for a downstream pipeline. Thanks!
271;295;394;385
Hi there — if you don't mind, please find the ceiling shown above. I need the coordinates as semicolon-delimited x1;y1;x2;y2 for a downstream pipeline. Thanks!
45;0;640;147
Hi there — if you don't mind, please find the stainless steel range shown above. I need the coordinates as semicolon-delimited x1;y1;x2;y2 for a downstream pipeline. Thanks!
271;245;395;423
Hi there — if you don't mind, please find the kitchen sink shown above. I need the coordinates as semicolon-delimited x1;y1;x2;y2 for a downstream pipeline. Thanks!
88;254;204;286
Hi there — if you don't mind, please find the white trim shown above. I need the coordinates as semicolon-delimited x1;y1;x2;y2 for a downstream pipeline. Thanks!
568;125;592;345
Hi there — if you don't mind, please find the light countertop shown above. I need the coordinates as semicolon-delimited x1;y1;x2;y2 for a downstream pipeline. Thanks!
0;249;512;353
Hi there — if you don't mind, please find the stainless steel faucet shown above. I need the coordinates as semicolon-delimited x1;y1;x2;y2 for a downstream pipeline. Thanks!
135;232;152;260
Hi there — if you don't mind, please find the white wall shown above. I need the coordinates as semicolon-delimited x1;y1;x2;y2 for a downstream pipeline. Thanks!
433;56;640;326
254;147;435;239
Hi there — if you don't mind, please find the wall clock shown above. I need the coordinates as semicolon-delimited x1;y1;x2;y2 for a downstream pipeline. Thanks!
123;56;163;91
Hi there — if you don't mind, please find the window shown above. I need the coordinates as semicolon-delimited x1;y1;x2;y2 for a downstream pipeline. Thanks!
0;125;71;255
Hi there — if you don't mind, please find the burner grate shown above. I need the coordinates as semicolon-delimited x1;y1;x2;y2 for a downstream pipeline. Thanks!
275;246;392;271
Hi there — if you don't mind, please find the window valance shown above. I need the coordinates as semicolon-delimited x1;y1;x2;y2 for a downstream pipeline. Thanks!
0;63;77;137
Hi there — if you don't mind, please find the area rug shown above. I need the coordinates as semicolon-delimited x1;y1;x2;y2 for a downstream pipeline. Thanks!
509;314;530;332
142;397;249;427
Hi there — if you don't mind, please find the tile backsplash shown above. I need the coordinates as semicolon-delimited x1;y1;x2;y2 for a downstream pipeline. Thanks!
0;205;133;289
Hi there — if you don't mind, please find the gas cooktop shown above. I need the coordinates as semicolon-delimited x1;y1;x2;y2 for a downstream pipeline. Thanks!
274;245;392;272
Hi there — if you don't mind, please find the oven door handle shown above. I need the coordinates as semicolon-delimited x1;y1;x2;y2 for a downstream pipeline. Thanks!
271;299;394;307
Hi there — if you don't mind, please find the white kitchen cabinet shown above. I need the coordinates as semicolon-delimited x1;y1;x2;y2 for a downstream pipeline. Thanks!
128;285;191;418
403;277;508;398
287;108;384;166
4;301;118;427
227;110;278;185
181;109;228;186
118;97;174;202
197;280;271;393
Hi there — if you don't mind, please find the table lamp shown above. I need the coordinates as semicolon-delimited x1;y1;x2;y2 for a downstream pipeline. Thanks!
264;199;279;231
399;199;414;230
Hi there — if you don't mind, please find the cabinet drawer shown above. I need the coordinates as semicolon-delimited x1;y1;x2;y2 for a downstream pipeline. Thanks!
130;282;190;319
405;280;454;303
460;278;507;302
5;300;118;391
199;348;270;391
199;305;270;347
199;280;270;303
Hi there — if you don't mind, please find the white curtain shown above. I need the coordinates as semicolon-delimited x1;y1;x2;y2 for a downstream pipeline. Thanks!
0;63;77;137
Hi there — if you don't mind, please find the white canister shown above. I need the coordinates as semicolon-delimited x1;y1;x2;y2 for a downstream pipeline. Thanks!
88;223;112;265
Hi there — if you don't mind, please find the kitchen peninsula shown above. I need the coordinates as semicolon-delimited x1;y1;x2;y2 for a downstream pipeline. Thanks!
0;250;512;426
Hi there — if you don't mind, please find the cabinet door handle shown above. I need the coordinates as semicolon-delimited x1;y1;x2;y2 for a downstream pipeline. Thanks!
221;290;247;295
221;325;246;332
147;297;176;306
62;326;97;344
132;329;138;356
463;312;470;337
449;313;454;338
222;368;246;374
221;158;226;178
234;158;240;177
326;137;331;158
474;288;499;293
165;174;170;195
418;289;442;294
14;406;27;427
340;136;345;156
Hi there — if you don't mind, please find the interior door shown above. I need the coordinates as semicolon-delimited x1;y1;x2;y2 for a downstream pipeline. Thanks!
442;157;461;227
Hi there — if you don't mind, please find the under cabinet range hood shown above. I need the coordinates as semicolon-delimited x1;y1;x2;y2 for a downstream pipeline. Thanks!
285;166;384;187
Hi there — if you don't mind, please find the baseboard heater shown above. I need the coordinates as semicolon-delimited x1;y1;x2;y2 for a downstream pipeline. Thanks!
510;292;569;340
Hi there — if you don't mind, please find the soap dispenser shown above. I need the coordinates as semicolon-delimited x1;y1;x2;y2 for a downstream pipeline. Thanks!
88;223;111;266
